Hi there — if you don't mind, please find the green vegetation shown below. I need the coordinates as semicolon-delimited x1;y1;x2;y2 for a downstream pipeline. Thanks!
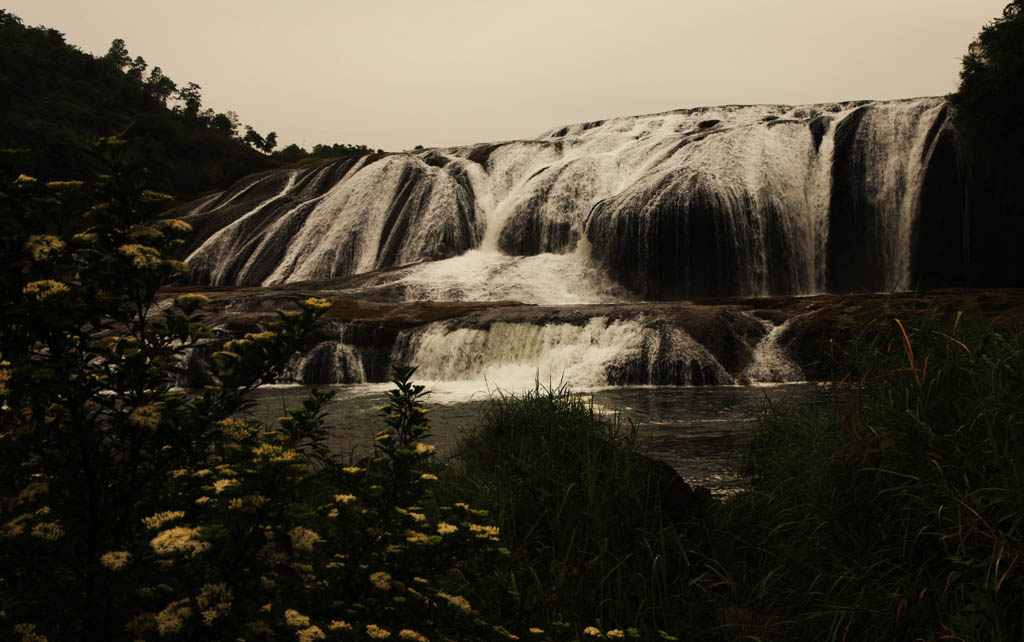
0;10;377;201
0;145;510;642
437;387;709;638
0;11;272;200
948;0;1024;285
712;305;1024;640
3;141;1023;640
427;301;1023;640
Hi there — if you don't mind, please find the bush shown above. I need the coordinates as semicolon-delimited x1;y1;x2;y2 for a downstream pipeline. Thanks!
0;143;508;642
713;303;1024;640
439;384;712;639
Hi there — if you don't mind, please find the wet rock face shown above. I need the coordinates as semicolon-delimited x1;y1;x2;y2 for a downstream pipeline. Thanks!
585;99;972;299
164;285;1024;388
173;98;972;299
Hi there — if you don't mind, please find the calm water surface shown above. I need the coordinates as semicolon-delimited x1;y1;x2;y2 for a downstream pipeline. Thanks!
245;382;827;493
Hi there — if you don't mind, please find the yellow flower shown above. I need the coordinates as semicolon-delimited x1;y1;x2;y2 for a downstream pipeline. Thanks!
223;338;253;352
284;609;310;629
329;621;352;631
419;473;438;481
156;599;191;636
141;189;174;202
129;404;162;429
13;622;47;642
174;293;210;309
302;297;333;311
194;496;212;505
142;510;185;530
529;628;545;635
217;417;253;440
25;235;65;261
150;526;209;557
437;522;458;535
118;244;162;269
370;571;392;591
405;530;428;544
437;592;471;613
414;442;437;455
468;523;501;541
298;625;326;642
334;494;356;504
23;280;69;301
99;551;131;570
197;583;232;626
157;218;193;234
289;526;324;552
366;624;391;639
244;331;277;342
606;630;625;639
583;626;602;637
31;521;64;541
129;225;164;242
399;629;429;642
342;466;364;474
212;479;239;494
45;179;84;189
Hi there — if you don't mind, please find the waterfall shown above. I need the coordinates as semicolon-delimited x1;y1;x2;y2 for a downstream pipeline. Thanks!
173;97;965;299
391;317;732;390
740;318;804;384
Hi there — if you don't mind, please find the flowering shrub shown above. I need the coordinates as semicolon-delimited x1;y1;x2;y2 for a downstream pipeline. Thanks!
0;142;511;641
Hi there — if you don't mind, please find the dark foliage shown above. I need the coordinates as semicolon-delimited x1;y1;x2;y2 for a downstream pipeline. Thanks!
0;11;278;201
948;1;1024;286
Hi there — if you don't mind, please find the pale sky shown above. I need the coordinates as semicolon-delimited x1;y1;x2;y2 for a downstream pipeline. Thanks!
4;0;1009;151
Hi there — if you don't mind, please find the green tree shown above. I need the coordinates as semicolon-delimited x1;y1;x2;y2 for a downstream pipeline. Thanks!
243;125;265;151
949;0;1024;285
144;66;176;105
126;55;147;84
103;38;130;71
0;140;509;642
174;82;202;120
950;1;1024;138
261;131;277;153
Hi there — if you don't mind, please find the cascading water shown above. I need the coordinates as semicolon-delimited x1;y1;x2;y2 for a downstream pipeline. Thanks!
740;318;805;384
175;97;966;299
387;317;733;390
168;97;973;390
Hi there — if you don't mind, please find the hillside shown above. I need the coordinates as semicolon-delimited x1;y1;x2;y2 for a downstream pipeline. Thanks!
0;10;274;199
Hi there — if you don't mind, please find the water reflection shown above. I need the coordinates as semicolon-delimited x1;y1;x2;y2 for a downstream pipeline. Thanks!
244;383;827;493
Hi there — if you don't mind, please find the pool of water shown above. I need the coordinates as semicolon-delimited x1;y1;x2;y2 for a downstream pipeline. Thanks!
244;381;828;493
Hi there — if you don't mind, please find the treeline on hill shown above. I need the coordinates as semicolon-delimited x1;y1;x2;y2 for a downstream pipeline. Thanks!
948;1;1023;286
0;10;375;201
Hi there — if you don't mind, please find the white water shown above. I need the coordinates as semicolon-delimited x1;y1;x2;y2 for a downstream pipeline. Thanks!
186;171;298;285
179;98;952;298
740;318;805;384
386;245;634;304
394;316;735;394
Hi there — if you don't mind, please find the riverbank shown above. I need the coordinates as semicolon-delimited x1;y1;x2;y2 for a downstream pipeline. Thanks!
430;302;1024;640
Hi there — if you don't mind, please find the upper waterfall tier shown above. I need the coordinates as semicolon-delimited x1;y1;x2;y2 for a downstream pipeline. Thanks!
176;97;969;299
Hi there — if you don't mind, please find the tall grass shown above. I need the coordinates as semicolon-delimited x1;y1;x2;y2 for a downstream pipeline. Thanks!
436;384;712;637
713;303;1024;641
437;303;1024;640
